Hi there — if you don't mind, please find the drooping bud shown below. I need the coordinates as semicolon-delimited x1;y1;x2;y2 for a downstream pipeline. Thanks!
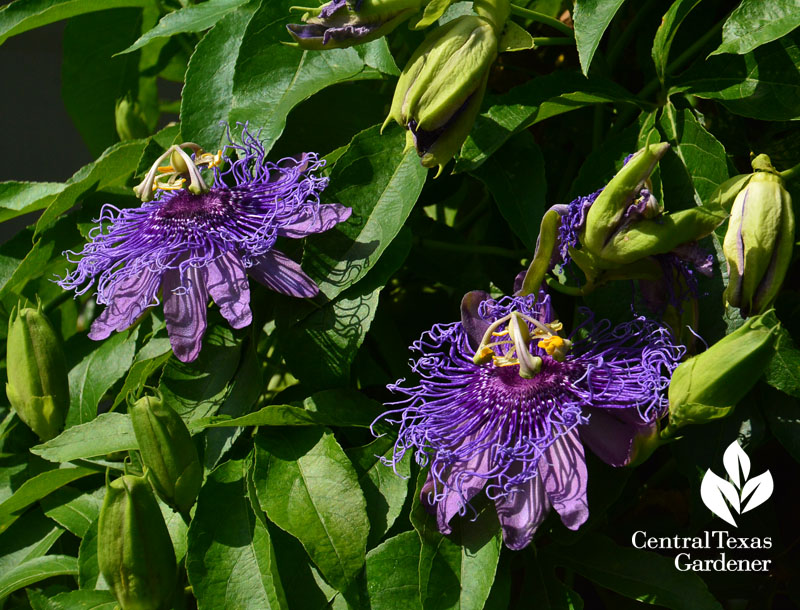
115;97;149;142
5;303;69;441
286;0;422;49
722;155;795;317
130;395;202;516
383;12;502;174
98;474;177;610
663;312;780;436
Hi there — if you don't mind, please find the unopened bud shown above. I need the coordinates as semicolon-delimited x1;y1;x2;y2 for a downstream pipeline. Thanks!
664;312;780;436
6;303;69;441
383;14;499;174
98;475;177;610
115;97;149;142
130;396;202;516
723;155;795;317
286;0;422;49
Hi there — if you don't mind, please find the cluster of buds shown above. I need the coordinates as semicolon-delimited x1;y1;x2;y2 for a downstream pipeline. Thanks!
98;474;178;610
5;303;69;441
721;154;795;317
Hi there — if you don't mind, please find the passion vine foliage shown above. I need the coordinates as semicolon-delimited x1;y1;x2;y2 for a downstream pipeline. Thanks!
1;0;799;608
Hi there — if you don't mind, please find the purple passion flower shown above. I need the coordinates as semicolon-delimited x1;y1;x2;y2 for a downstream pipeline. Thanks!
58;125;351;362
377;291;683;550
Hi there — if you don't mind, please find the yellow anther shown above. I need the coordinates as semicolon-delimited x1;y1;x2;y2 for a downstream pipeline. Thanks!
538;335;565;356
492;330;509;337
157;165;175;173
155;178;186;191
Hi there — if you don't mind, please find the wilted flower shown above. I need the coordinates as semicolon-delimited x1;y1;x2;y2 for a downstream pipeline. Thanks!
377;290;683;549
286;0;422;49
383;14;500;174
58;125;351;362
722;154;795;317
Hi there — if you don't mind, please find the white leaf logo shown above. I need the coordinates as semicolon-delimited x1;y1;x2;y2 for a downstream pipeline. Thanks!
701;441;773;527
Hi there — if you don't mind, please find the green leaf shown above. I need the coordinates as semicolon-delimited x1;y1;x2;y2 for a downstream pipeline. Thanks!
253;427;369;593
62;8;142;156
27;589;117;610
121;0;250;54
0;466;97;534
651;0;703;83
471;131;546;252
763;389;800;463
302;125;427;300
76;518;107;590
280;227;412;389
181;0;384;151
66;328;139;428
456;72;641;173
357;38;400;76
712;0;800;56
346;437;410;548
766;328;800;398
111;336;172;410
572;0;627;75
498;21;536;53
521;552;584;610
0;554;78;600
546;533;722;609
40;486;104;538
158;323;243;424
365;531;422;610
0;182;65;224
0;0;147;46
31;412;137;463
35;138;148;236
674;36;800;121
658;103;729;204
187;459;288;610
0;507;64;575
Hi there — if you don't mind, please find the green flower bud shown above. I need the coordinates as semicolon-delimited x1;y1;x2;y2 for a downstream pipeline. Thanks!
5;303;69;441
130;396;202;516
115;97;149;142
722;155;795;317
98;475;177;610
664;312;780;436
383;13;500;174
286;0;422;50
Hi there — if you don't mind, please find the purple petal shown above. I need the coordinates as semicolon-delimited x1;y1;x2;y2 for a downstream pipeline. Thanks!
88;270;161;340
247;250;319;298
580;407;657;468
163;268;209;363
494;471;551;551
541;430;589;530
207;252;252;329
278;204;352;238
460;291;490;350
436;448;491;535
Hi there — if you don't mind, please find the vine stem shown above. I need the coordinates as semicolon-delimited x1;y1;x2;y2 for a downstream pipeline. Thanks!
509;4;574;38
532;37;574;47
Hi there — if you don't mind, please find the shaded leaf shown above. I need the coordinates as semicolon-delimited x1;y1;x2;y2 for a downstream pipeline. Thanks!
0;554;78;600
651;0;703;83
0;507;63;575
365;530;422;610
766;328;800;397
573;0;627;75
40;485;104;538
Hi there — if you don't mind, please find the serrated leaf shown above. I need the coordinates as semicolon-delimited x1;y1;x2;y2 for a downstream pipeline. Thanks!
0;181;65;224
187;459;288;610
546;533;722;609
471;131;546;252
31;412;137;463
302;124;427;300
675;36;800;121
573;0;627;75
122;0;250;54
0;466;97;534
0;0;147;47
0;554;78;600
253;426;369;593
711;0;800;56
66;327;139;428
651;0;703;83
365;531;422;610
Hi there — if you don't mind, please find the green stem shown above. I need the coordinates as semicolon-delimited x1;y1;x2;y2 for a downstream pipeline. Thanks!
780;161;800;182
531;37;574;47
43;290;74;315
545;276;593;296
416;238;526;260
509;4;574;37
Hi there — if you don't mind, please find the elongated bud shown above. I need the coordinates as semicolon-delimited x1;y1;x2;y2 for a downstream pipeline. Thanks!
383;14;500;174
6;303;69;441
115;97;148;141
130;396;202;516
664;312;780;436
723;155;795;317
98;475;177;610
286;0;422;49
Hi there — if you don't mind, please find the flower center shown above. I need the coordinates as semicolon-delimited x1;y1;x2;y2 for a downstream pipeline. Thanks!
150;190;233;234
